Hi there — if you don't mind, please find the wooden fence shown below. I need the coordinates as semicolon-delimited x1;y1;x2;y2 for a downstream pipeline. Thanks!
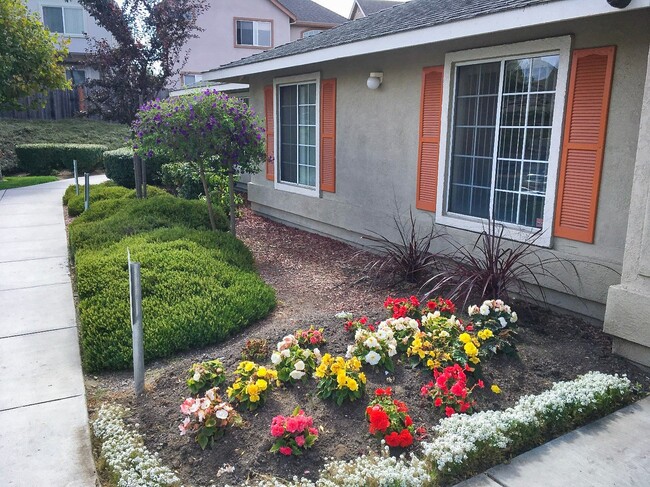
0;86;97;120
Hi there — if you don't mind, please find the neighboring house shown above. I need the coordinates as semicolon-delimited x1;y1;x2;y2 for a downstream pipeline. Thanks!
349;0;405;19
27;0;111;85
204;0;650;368
176;0;346;88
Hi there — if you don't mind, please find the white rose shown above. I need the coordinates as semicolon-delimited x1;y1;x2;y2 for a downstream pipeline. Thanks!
498;317;508;328
294;360;305;371
313;348;322;360
495;299;504;306
364;336;380;349
281;349;291;358
510;311;518;323
215;409;229;420
303;349;312;358
346;344;356;358
480;304;490;316
354;329;364;341
192;371;201;382
205;388;217;401
468;305;478;316
376;330;388;341
365;351;381;365
388;345;397;357
271;352;282;364
289;370;305;380
439;330;450;338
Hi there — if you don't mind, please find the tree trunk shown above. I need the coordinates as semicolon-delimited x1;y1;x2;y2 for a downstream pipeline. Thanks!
228;161;236;237
198;161;217;232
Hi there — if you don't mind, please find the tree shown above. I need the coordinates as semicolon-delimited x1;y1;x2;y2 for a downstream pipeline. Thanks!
78;0;208;124
133;91;266;235
0;0;69;110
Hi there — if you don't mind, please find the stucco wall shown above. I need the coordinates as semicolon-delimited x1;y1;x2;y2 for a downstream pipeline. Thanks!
176;0;291;88
245;10;650;320
27;0;112;55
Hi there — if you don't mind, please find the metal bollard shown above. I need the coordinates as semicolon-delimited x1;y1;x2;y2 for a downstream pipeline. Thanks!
84;173;90;211
74;160;79;195
128;257;145;397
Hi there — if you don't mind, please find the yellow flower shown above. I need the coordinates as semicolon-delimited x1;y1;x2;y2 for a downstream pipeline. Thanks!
491;384;502;394
336;371;347;388
256;379;268;391
243;361;255;373
346;377;359;391
464;341;479;357
257;367;267;378
226;386;234;397
321;353;332;365
246;383;259;396
358;372;366;384
232;381;242;390
478;329;494;340
469;356;480;364
459;333;472;344
315;364;327;378
268;369;278;379
348;356;362;371
250;394;260;402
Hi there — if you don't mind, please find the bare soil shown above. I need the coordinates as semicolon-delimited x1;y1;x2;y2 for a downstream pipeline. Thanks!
86;208;650;486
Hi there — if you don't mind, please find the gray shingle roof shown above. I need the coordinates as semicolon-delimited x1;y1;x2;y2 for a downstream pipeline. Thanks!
277;0;347;25
356;0;405;16
219;0;560;70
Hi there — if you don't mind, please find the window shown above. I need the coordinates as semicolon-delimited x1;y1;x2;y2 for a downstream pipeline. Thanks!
437;37;571;246
302;30;322;38
42;6;84;35
274;74;320;195
183;74;202;86
236;20;271;47
66;69;86;85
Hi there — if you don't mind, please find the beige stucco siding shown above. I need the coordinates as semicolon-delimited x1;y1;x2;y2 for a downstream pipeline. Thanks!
246;10;650;320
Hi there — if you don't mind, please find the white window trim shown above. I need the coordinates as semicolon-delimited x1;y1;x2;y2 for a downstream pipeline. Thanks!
273;72;321;198
236;20;272;47
435;36;572;248
41;4;85;37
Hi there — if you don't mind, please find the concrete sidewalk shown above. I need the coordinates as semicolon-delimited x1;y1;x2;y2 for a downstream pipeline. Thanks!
456;395;650;487
0;177;105;486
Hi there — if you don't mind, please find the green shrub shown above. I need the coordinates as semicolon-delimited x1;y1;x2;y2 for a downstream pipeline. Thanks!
104;147;166;188
63;180;115;205
15;143;107;175
69;194;225;252
76;237;275;371
65;183;167;217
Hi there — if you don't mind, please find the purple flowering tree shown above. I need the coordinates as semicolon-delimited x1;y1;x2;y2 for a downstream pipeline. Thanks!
133;90;266;235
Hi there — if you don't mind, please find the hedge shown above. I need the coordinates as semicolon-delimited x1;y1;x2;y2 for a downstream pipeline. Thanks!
65;182;167;217
68;193;226;252
15;143;107;175
104;147;166;189
76;236;275;371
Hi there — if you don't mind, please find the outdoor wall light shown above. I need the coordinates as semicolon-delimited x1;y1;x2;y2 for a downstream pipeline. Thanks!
367;72;383;90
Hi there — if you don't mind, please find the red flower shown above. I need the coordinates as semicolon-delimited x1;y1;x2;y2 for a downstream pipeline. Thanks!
368;324;376;332
420;385;429;396
393;399;408;413
385;431;401;447
415;426;428;441
375;387;392;396
466;325;474;331
279;446;292;456
434;397;443;407
367;406;390;434
409;296;420;307
450;381;467;398
459;401;471;413
445;406;456;417
477;379;485;388
359;316;368;325
404;415;413;427
398;429;414;447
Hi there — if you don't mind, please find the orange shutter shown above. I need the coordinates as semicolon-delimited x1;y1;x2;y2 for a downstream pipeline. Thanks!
320;79;337;192
264;85;275;181
416;66;443;212
554;47;615;243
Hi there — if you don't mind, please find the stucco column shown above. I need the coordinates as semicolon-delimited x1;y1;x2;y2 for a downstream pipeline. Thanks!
603;45;650;368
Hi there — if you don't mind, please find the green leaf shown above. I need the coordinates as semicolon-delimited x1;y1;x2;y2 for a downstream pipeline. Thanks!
197;434;209;450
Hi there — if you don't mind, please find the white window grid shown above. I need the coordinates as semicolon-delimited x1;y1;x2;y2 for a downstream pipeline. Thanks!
236;20;271;47
41;5;85;36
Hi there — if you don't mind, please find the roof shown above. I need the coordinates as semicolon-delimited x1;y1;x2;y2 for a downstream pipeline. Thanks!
354;0;405;17
218;0;559;70
276;0;347;25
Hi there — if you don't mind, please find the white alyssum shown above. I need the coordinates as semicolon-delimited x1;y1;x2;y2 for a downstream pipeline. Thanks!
92;404;181;487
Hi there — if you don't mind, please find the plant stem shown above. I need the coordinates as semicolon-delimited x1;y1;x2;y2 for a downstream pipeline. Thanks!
198;161;217;232
228;161;236;237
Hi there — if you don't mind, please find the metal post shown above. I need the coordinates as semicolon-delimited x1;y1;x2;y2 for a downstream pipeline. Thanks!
133;154;142;199
128;256;145;396
84;173;90;211
73;160;79;195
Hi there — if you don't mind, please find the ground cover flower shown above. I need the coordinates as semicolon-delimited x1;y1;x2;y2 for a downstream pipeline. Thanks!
366;388;416;448
295;325;326;348
270;407;319;456
179;387;241;449
314;353;366;405
186;359;226;395
227;361;278;410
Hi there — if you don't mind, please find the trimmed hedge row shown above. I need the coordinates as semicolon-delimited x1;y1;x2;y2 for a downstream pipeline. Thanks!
104;147;165;189
76;236;275;371
16;144;107;175
65;181;167;217
68;193;226;252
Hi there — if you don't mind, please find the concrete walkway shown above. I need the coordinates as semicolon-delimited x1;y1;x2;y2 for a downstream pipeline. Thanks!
0;177;105;487
457;394;650;487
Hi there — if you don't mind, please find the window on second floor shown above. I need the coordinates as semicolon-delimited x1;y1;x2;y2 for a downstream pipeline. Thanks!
236;20;271;47
302;30;322;38
42;6;84;35
183;73;202;86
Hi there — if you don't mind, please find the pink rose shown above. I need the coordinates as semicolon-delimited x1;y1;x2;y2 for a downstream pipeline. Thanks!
270;424;285;437
309;427;318;436
295;435;305;447
279;446;292;456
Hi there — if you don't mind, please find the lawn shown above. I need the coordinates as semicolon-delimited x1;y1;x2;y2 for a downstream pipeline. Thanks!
0;175;58;189
0;119;130;174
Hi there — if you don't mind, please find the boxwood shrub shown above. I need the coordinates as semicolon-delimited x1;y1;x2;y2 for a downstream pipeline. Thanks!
104;147;165;188
65;182;167;217
15;144;107;175
68;194;225;252
76;237;275;371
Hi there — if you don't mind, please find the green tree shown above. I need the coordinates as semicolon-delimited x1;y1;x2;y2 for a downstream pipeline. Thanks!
0;0;69;110
133;91;266;235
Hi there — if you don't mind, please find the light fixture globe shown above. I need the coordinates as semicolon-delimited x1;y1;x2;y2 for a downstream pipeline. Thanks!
366;72;383;90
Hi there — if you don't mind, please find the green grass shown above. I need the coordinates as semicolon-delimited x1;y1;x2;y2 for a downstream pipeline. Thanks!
0;175;58;189
0;119;130;174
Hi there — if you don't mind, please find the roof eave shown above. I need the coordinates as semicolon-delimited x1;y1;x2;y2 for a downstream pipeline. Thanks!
204;0;650;82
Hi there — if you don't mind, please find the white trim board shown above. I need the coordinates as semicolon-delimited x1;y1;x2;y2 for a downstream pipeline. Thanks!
203;0;649;82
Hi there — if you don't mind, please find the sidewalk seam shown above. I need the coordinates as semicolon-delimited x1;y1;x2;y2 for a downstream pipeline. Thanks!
0;325;77;340
0;223;63;229
0;280;70;293
0;254;68;265
0;394;83;413
486;472;509;487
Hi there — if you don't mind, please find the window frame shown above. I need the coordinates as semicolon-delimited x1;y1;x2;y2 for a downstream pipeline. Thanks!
41;4;85;37
234;18;273;48
182;73;202;86
273;72;321;197
435;36;572;248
